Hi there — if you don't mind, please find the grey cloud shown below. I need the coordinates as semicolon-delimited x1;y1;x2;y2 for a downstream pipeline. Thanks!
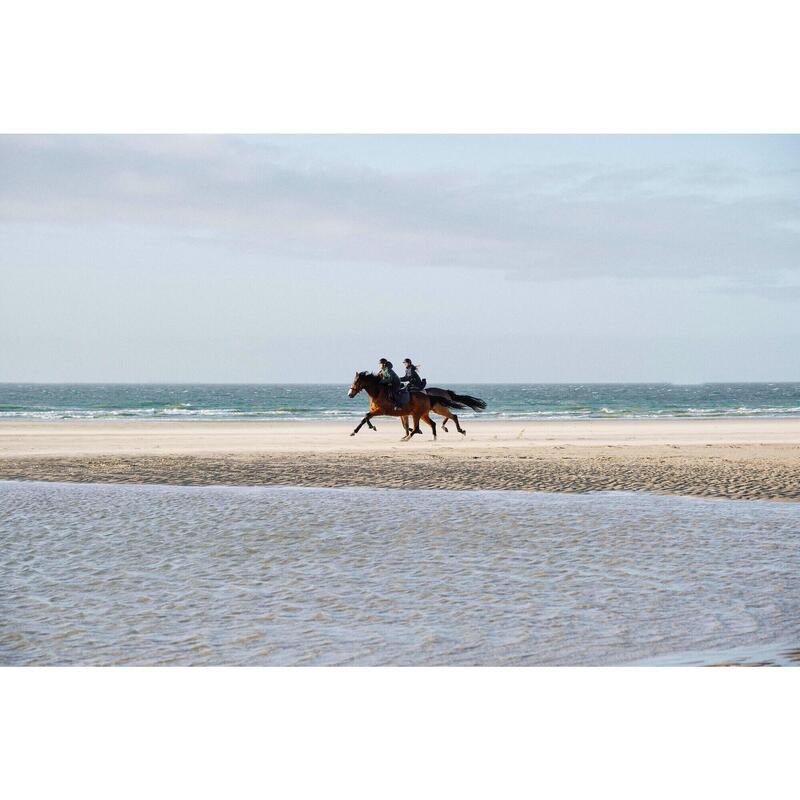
1;135;798;280
708;279;800;301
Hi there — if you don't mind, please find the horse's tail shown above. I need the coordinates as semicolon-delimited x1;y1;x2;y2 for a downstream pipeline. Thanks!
431;394;467;410
449;393;487;412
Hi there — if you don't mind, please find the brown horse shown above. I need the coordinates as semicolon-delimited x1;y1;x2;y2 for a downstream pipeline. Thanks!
347;371;463;440
401;387;487;436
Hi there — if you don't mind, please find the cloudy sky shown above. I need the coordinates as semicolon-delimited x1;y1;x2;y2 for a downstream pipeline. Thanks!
1;134;798;382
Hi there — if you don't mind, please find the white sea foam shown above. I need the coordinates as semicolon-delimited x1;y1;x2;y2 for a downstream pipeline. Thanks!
2;383;800;421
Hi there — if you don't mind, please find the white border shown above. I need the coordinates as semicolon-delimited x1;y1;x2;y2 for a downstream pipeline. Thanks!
2;667;798;799
2;1;799;132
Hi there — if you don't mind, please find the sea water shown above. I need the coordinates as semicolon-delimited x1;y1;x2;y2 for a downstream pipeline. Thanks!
2;382;800;420
2;481;798;666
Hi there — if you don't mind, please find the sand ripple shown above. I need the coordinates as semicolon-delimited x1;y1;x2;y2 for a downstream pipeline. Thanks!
1;447;798;501
2;481;798;665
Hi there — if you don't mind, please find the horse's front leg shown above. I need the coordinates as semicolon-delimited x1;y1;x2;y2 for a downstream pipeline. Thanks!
400;414;411;440
351;412;374;436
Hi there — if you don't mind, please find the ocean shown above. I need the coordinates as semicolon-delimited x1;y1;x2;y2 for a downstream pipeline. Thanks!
2;481;798;666
2;382;799;421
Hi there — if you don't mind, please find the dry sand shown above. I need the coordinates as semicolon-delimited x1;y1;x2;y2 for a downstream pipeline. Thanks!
1;418;799;501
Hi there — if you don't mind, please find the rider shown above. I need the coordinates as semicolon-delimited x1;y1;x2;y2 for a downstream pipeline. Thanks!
378;358;403;409
400;358;426;392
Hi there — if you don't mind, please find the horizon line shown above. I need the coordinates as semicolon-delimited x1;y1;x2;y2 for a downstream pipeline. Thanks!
2;380;798;387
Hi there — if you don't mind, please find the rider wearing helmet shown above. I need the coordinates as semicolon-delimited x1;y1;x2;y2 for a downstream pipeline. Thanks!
378;358;403;409
400;358;426;392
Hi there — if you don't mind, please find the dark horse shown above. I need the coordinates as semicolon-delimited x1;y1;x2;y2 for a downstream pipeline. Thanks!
347;371;464;440
401;387;487;436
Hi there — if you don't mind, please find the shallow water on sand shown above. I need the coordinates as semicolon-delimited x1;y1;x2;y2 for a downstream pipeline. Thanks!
1;482;798;666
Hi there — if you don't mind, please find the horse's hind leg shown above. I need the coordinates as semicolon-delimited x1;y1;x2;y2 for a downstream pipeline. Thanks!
421;411;436;440
433;402;464;435
406;413;422;439
430;402;450;432
400;414;411;440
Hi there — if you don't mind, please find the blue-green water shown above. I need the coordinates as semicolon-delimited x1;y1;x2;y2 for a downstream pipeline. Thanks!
1;383;799;421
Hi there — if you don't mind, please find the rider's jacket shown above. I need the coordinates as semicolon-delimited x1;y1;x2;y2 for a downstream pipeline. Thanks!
379;366;402;389
401;365;425;390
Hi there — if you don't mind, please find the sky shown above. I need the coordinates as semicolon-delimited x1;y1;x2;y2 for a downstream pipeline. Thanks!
1;134;799;383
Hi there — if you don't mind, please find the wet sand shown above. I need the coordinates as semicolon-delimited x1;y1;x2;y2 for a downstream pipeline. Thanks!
1;419;799;501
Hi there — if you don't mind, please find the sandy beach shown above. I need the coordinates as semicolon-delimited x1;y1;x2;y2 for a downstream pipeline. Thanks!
1;418;798;501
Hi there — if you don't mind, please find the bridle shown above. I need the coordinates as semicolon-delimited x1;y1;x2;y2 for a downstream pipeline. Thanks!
348;373;364;398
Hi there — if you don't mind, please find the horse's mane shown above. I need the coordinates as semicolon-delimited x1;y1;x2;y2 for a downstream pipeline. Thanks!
356;371;385;393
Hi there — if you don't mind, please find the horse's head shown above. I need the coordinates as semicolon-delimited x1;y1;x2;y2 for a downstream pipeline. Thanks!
348;371;370;398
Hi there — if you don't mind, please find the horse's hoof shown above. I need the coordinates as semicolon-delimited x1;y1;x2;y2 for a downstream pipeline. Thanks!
460;430;466;436
350;432;355;437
